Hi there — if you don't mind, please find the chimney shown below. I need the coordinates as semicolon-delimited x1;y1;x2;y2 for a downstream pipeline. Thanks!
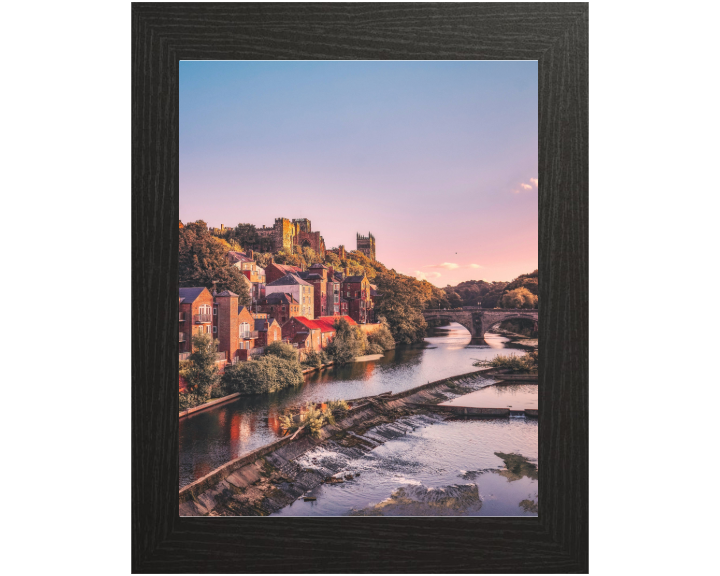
344;267;349;277
248;249;254;260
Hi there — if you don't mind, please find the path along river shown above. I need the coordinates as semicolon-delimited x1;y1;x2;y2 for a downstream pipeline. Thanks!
179;323;532;489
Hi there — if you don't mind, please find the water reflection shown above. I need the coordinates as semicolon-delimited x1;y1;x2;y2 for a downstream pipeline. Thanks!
272;415;538;517
440;384;538;410
179;323;525;488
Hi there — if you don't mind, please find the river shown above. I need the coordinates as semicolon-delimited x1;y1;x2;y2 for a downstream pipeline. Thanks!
179;323;528;489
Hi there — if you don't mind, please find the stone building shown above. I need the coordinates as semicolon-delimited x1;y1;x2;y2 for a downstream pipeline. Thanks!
255;217;327;256
214;291;259;364
227;250;266;304
264;261;303;285
356;232;376;261
254;317;282;349
257;292;301;325
265;273;314;319
178;287;214;360
342;273;374;324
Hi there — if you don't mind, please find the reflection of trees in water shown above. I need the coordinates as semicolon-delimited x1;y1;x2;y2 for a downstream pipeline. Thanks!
494;452;538;481
519;493;539;514
349;484;483;516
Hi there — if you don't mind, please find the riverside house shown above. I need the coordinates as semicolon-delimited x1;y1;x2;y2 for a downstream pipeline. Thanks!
265;274;315;319
179;287;214;360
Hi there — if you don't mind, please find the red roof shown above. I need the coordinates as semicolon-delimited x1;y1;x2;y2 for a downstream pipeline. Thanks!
291;316;322;331
291;315;357;333
314;315;357;333
271;262;302;273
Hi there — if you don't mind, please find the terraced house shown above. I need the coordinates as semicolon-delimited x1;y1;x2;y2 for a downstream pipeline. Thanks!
341;273;374;324
265;273;314;319
178;287;214;360
257;292;300;325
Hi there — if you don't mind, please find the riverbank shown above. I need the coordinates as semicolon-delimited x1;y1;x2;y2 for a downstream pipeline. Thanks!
179;393;240;419
179;369;495;516
490;327;538;348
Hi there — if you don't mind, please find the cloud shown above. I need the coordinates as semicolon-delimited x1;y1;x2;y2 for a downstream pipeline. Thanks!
422;262;483;271
415;270;441;281
514;177;539;193
423;262;459;270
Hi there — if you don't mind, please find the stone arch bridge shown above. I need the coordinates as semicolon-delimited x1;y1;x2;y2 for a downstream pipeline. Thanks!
423;307;538;339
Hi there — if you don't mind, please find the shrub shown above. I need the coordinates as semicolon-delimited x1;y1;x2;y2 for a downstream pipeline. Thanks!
327;399;350;419
279;399;350;437
367;323;396;352
182;332;221;406
302;350;324;369
222;354;304;395
325;318;368;365
500;287;538;309
367;342;384;354
264;340;299;363
473;350;538;374
179;392;192;411
303;403;326;437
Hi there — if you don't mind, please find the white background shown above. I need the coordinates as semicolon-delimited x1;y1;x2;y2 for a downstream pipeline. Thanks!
1;1;717;574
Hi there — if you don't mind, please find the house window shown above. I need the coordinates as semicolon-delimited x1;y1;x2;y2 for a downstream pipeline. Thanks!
213;326;217;333
239;322;250;338
213;308;217;315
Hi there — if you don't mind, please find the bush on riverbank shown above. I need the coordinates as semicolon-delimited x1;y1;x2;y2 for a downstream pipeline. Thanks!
180;332;222;408
222;354;304;395
264;341;299;362
368;322;396;353
474;350;538;374
325;317;369;365
498;319;537;337
301;350;330;369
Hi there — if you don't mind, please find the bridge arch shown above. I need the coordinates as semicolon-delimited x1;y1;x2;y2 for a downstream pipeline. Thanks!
482;314;537;338
427;315;474;336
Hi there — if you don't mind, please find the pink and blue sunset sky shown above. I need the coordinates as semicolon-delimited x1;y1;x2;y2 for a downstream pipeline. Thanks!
180;61;537;286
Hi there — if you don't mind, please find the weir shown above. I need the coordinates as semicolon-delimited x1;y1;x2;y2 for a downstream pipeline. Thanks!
179;369;501;516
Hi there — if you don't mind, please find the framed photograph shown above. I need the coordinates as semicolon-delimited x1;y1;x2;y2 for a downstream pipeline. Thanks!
133;2;588;572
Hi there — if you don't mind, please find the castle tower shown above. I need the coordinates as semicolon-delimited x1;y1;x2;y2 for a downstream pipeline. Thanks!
356;232;376;261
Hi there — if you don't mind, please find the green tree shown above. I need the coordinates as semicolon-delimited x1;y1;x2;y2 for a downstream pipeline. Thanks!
446;291;463;309
500;287;538;309
222;355;304;395
231;223;259;249
301;247;323;266
325;317;369;365
179;220;251;305
274;248;303;268
253;252;273;269
264;340;299;363
181;332;221;406
373;270;428;344
367;320;396;353
502;269;538;296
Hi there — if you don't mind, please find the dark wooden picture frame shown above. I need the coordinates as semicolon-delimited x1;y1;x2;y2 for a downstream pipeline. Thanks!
132;2;588;572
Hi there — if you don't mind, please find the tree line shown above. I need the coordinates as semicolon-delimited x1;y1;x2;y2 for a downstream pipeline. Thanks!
180;220;538;349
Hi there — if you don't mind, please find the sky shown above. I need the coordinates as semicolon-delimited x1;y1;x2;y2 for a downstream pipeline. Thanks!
180;61;537;286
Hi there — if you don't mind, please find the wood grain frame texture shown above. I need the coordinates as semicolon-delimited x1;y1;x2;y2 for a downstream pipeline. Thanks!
132;2;588;573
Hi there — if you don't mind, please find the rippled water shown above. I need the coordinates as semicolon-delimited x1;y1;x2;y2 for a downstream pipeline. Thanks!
179;324;526;487
440;383;538;410
272;414;538;517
